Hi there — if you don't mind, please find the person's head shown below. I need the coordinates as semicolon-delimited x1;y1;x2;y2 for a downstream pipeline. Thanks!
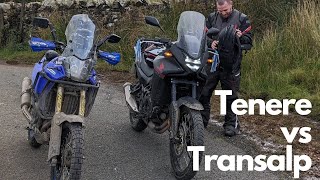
216;0;233;19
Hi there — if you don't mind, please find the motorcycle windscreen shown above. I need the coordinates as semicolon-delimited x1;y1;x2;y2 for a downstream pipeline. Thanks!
176;11;206;59
62;14;96;60
29;37;56;52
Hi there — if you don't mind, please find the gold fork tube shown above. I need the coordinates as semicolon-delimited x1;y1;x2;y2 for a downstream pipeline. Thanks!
79;90;86;117
55;86;64;113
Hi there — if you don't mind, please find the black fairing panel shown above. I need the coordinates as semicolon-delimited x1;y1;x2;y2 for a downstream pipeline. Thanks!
151;72;171;106
140;57;154;77
169;44;190;73
153;55;184;76
136;66;153;85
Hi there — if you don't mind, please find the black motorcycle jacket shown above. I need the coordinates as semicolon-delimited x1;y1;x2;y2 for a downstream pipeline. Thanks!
206;9;253;72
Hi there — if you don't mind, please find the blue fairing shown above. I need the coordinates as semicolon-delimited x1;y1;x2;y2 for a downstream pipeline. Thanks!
98;51;121;65
32;57;66;95
29;37;56;52
31;56;46;84
89;69;98;85
44;60;66;80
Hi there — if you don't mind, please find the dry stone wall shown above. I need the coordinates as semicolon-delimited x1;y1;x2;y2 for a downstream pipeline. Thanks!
0;0;164;45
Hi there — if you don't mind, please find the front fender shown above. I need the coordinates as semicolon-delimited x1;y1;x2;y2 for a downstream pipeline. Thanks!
177;96;204;111
48;112;85;162
169;97;204;139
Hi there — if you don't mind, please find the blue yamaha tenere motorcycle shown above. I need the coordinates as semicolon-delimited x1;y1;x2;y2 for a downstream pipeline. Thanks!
20;14;121;179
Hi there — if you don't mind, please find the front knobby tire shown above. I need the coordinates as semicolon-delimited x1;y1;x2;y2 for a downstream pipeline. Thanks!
51;123;84;180
170;106;204;180
129;109;147;132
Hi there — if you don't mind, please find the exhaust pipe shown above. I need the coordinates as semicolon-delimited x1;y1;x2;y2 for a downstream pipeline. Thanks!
21;77;32;123
123;82;139;112
148;119;170;134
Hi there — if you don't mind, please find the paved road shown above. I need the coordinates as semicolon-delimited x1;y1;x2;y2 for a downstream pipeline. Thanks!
0;64;289;180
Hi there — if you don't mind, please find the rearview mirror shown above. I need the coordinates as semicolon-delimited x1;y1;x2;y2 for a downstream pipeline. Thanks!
107;34;121;43
145;16;161;28
33;17;50;29
96;34;121;48
207;28;220;38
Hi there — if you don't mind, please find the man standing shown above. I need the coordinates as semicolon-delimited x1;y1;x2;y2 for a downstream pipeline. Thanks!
200;0;253;136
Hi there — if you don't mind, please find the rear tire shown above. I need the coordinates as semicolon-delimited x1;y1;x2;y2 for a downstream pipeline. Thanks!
51;123;84;180
170;106;204;180
129;109;147;132
27;107;42;148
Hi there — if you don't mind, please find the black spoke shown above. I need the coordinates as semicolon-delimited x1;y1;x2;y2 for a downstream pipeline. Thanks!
170;107;204;179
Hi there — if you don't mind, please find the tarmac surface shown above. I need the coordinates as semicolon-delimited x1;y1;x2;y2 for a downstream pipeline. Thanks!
0;64;289;180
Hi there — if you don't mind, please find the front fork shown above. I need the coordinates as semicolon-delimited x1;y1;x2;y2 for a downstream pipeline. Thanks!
55;85;86;116
169;79;203;140
49;85;86;165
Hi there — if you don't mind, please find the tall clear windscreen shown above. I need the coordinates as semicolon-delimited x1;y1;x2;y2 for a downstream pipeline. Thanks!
176;11;206;59
62;14;96;60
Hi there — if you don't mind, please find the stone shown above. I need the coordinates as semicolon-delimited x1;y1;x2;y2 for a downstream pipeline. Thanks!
0;0;166;47
26;2;42;10
0;3;11;13
41;0;164;9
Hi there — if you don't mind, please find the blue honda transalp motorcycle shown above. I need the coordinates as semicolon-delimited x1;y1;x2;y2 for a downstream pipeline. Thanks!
20;14;121;179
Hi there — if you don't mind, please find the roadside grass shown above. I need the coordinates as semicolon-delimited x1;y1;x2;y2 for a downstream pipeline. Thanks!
241;1;320;119
0;46;42;64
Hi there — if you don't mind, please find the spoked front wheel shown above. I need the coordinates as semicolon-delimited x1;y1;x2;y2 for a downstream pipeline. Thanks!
170;106;204;180
51;123;84;180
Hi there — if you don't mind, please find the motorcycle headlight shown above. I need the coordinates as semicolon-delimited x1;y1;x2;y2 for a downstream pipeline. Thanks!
185;56;201;72
64;56;93;82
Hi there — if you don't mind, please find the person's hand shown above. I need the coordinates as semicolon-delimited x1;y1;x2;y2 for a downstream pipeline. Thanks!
236;29;242;37
211;40;219;50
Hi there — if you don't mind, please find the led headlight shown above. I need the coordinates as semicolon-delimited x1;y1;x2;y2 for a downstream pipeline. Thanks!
185;56;201;72
64;56;93;82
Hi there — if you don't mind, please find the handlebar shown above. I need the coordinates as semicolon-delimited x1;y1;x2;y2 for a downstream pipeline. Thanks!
48;23;58;42
54;41;66;52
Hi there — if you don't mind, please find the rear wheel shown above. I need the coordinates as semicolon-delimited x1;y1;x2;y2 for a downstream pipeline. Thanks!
51;123;84;180
27;107;42;148
129;109;147;132
170;106;204;180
